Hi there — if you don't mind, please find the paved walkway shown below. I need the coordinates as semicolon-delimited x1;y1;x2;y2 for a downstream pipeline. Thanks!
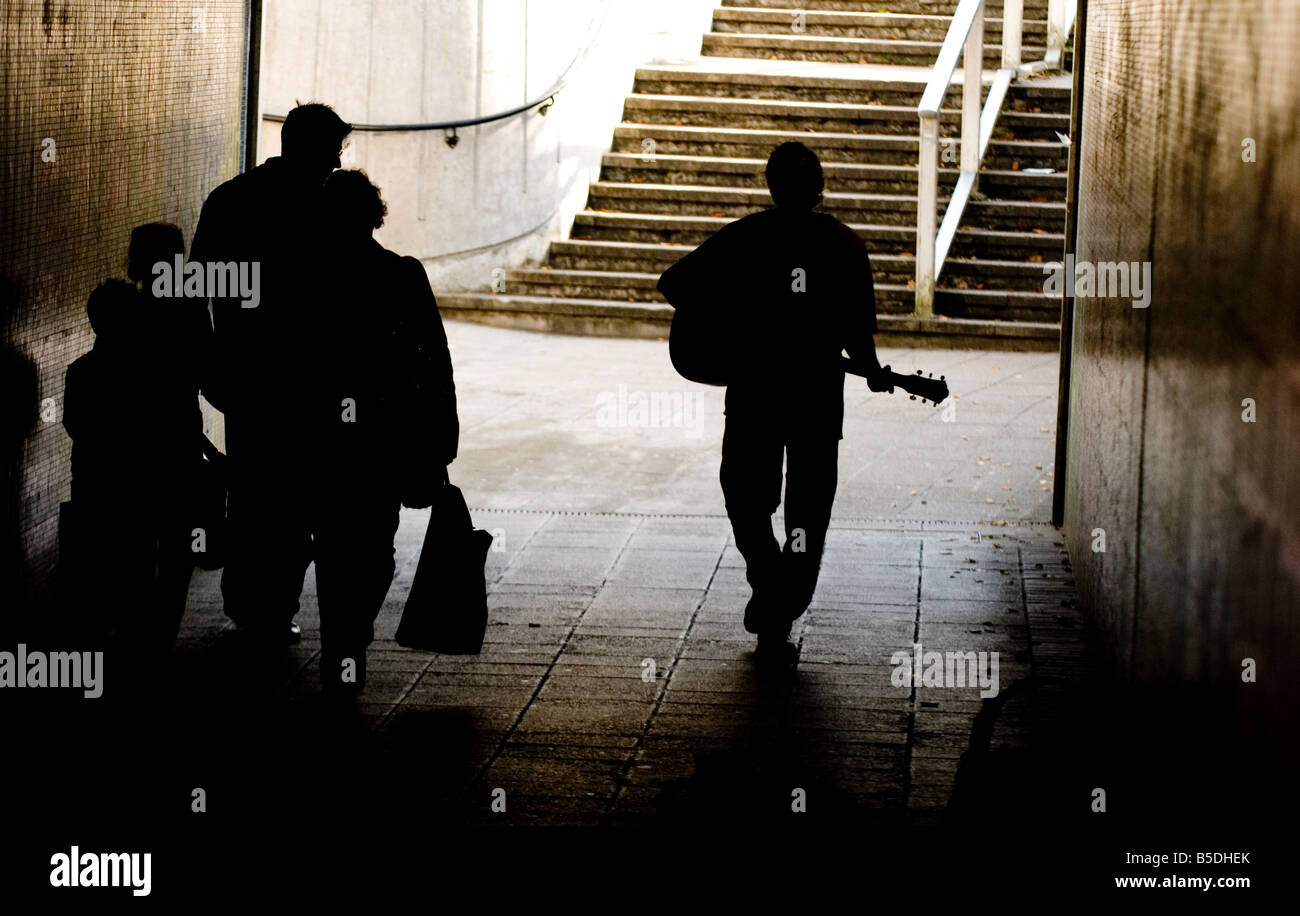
173;325;1091;826
181;510;1087;826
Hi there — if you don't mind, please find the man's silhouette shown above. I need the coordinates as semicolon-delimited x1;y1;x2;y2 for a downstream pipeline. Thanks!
190;103;352;647
657;142;890;664
310;169;458;696
63;223;210;663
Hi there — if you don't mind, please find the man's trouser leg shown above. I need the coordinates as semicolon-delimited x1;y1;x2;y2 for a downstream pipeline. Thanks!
313;496;400;692
781;437;839;624
720;422;785;629
150;509;196;655
219;422;312;636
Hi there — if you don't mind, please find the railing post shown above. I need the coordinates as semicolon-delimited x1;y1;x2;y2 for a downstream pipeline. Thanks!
915;115;939;317
1001;0;1022;71
961;1;984;175
1048;0;1065;58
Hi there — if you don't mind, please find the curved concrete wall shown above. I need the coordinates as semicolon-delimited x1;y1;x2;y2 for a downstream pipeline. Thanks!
260;0;716;290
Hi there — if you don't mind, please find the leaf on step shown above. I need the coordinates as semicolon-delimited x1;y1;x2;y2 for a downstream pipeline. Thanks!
1011;160;1020;170
1032;196;1048;203
906;280;915;289
710;211;726;217
1028;254;1043;262
1031;228;1049;234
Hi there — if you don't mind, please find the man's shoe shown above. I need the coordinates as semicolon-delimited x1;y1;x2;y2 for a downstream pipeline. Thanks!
235;621;302;647
755;630;799;668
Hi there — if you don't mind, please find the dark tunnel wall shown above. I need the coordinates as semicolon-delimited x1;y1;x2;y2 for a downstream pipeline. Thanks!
1;1;247;622
1065;0;1300;757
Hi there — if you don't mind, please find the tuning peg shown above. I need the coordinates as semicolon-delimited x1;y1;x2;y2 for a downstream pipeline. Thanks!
909;394;916;400
928;372;933;378
915;369;922;375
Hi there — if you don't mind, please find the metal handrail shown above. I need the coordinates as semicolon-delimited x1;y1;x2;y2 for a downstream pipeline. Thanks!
913;0;1022;317
263;0;614;145
264;90;561;147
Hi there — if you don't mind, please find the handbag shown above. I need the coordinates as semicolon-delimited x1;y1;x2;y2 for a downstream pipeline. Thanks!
395;480;494;654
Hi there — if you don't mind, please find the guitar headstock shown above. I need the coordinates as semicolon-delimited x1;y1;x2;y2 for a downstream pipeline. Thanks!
893;369;950;406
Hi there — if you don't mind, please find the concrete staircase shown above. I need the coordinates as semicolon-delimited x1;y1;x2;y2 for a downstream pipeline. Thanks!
704;0;1049;67
440;0;1070;350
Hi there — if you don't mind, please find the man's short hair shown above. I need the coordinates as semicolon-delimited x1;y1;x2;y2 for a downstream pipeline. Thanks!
127;223;184;284
324;169;388;232
765;141;824;209
86;279;137;338
281;102;353;161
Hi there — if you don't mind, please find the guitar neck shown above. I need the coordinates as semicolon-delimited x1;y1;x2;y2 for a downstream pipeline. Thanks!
839;356;949;406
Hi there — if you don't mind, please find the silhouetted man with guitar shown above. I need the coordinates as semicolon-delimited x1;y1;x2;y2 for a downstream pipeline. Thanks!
659;142;945;666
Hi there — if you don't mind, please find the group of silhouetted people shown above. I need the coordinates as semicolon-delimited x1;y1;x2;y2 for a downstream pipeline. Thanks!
61;101;885;693
62;104;457;697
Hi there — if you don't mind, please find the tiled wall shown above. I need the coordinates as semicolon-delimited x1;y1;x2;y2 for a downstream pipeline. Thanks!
1065;0;1300;756
0;1;247;620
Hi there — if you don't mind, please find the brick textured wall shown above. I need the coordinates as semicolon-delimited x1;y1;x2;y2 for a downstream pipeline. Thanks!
1065;0;1300;756
0;1;247;622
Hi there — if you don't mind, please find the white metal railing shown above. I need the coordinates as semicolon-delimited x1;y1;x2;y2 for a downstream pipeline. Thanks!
913;0;1077;315
914;0;1021;316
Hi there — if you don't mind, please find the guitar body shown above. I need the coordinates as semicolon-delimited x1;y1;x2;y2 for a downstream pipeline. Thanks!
668;306;732;387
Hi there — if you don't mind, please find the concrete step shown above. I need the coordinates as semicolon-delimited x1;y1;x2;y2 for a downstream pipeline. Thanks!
600;152;1066;199
506;267;1058;320
585;181;1065;231
700;32;1047;67
632;66;1072;112
720;0;1052;14
436;291;1060;351
712;8;1048;42
570;211;1064;259
547;240;1054;290
612;123;1068;169
621;93;1069;139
